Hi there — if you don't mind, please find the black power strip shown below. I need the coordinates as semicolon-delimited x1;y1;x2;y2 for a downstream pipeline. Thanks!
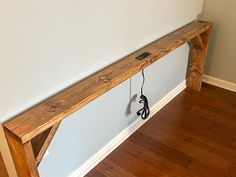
135;52;151;60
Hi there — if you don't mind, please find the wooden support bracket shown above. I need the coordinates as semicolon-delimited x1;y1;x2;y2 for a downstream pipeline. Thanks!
187;27;212;91
4;130;40;177
3;21;212;177
31;122;61;165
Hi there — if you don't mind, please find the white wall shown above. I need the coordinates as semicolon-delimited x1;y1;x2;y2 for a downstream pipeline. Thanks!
0;0;204;177
202;0;236;83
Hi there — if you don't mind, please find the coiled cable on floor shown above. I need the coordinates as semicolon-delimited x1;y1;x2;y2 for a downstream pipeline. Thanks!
137;69;150;120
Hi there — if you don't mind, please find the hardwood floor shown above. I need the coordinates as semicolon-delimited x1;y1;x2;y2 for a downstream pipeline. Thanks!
86;83;236;177
0;152;9;177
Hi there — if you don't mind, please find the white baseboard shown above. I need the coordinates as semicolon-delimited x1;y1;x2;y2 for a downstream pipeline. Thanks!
69;80;186;177
203;75;236;92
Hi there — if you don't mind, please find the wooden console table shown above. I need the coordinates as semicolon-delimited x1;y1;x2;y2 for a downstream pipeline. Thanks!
3;21;212;177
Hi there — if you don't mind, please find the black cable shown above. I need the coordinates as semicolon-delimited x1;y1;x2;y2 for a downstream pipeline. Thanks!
137;69;150;120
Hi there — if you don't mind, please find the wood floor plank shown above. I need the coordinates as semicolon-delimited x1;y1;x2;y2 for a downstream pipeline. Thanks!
130;132;228;177
201;83;236;105
155;109;236;150
121;140;200;177
86;84;236;177
139;150;200;177
229;162;236;177
96;160;137;177
105;148;165;177
85;169;107;177
150;110;236;161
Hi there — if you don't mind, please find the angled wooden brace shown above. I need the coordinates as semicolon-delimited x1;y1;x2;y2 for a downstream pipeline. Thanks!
3;21;212;177
4;122;61;177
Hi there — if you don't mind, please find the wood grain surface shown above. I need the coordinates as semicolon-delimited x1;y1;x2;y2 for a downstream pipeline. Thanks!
187;27;212;91
3;20;212;177
0;123;17;177
4;131;40;177
4;21;212;144
0;152;9;177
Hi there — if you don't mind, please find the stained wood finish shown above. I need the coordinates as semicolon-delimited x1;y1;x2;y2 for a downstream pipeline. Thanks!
3;21;212;177
0;152;9;177
86;83;236;177
187;27;212;91
31;122;61;165
0;123;17;177
4;124;60;177
4;130;40;177
5;131;39;177
4;21;212;144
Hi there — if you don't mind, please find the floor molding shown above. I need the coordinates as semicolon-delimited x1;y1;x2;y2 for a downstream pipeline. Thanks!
203;75;236;92
69;80;186;177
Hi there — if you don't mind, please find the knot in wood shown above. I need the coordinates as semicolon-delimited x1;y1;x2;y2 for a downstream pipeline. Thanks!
98;75;111;83
48;100;64;112
190;65;202;77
